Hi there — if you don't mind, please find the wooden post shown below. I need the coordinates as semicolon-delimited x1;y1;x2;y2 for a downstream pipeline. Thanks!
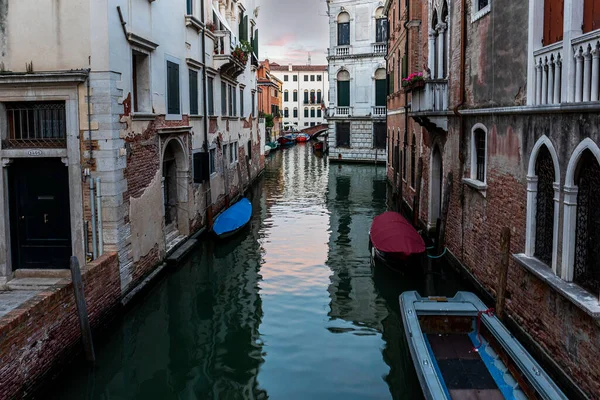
413;157;423;227
69;256;95;363
437;171;454;254
496;227;511;319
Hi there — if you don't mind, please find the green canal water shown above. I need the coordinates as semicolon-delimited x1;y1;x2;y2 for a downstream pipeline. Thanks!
48;144;465;399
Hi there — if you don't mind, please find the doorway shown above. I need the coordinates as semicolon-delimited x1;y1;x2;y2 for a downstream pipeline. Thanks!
430;145;443;226
8;158;72;269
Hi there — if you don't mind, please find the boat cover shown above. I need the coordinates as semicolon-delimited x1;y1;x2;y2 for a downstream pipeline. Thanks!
370;212;425;256
213;198;252;236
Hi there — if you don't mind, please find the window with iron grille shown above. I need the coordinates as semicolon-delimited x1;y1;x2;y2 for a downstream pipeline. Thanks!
209;148;216;174
311;75;315;81
336;122;350;147
304;75;309;82
474;129;486;182
5;101;67;148
534;146;555;266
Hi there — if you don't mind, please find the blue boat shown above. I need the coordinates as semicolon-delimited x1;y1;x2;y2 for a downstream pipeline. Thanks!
400;291;566;400
212;198;252;239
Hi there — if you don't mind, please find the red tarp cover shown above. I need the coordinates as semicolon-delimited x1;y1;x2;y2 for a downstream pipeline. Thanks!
370;212;426;256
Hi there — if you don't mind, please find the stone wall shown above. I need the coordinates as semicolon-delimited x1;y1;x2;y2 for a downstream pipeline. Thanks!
329;119;387;163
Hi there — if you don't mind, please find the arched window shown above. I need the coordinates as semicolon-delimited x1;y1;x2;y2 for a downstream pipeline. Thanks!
375;68;387;107
573;150;600;296
375;7;388;43
470;126;487;183
310;107;315;118
293;90;298;102
293;107;298;118
304;90;309;104
310;90;316;104
284;90;289;102
440;1;448;78
534;146;555;266
317;108;322;118
337;70;350;107
410;134;416;188
284;107;289;118
304;107;309;118
317;90;322;104
403;131;408;181
338;12;350;46
430;10;439;78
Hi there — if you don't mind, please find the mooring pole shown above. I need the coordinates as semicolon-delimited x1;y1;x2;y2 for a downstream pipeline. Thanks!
413;157;423;227
496;227;511;319
69;256;95;363
437;171;454;254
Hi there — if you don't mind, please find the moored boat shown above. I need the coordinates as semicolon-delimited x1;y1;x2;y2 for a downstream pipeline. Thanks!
212;198;253;239
296;133;311;142
277;134;296;146
400;291;567;400
313;141;324;151
266;141;279;151
369;211;425;272
264;145;271;156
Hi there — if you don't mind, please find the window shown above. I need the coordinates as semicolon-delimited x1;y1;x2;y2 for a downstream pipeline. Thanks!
229;85;234;117
375;68;387;107
248;140;252;160
338;12;350;46
374;123;386;149
584;0;600;33
337;70;350;107
239;11;248;41
317;90;322;104
336;122;350;147
293;107;298;118
293;90;298;102
311;75;315;81
186;0;193;15
472;0;491;21
221;82;227;116
252;92;255;117
543;0;564;45
284;90;289;102
207;77;215;116
304;75;309;82
209;148;216;174
304;122;309;126
304;108;309;118
132;51;150;112
411;134;416;187
293;75;298;82
5;101;67;147
167;60;181;115
311;122;316;127
403;132;408;181
232;141;239;162
304;90;309;104
232;85;237;116
317;75;322;81
284;75;289;81
310;90;315;104
189;69;199;115
240;88;244;117
310;108;315;118
471;127;487;183
223;144;228;164
317;109;322;118
284;108;289;118
375;17;388;43
534;146;555;266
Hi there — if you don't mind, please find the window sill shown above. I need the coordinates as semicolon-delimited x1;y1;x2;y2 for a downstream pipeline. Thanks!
165;113;183;121
185;15;203;33
513;254;600;320
189;115;203;120
131;112;157;121
471;4;491;23
462;178;488;195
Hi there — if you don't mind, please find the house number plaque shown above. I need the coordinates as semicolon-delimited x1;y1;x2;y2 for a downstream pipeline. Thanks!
27;150;43;156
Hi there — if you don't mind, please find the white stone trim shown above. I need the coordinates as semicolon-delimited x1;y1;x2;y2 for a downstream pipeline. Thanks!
470;123;488;184
565;137;600;187
471;2;491;23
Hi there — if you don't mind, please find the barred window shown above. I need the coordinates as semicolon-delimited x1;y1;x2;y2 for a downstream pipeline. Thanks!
534;146;555;266
5;101;67;148
473;128;487;182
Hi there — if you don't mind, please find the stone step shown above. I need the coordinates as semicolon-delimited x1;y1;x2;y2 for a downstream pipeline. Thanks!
7;277;64;291
13;269;70;279
166;239;198;267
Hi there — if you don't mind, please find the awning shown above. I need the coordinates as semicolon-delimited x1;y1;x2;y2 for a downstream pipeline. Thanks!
370;212;425;256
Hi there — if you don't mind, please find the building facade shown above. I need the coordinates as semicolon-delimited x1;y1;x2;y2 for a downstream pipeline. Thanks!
325;0;388;163
270;63;329;131
0;0;264;293
257;59;283;139
385;0;600;397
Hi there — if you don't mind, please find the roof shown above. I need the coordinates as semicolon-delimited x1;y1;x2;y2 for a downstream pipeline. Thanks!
269;64;328;72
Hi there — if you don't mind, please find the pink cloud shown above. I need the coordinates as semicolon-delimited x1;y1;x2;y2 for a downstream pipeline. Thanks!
266;34;296;47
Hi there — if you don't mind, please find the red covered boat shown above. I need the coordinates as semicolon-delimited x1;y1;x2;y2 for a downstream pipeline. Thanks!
313;141;324;151
369;211;425;272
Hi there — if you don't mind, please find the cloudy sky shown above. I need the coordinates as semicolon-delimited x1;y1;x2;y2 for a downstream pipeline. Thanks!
257;0;329;65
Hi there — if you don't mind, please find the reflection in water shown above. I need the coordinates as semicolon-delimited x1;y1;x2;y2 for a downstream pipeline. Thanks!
48;144;464;400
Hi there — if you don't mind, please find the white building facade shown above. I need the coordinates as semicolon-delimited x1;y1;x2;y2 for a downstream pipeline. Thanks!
326;0;388;162
270;64;329;131
0;0;264;291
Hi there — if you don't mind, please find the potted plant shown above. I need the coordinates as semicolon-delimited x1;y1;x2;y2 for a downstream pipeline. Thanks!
206;22;216;33
402;72;425;92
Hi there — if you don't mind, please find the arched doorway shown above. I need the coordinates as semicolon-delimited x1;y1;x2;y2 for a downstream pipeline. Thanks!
429;144;443;227
162;139;190;239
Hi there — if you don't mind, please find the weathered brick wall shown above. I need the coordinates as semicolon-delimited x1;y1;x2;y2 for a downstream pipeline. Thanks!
0;253;120;399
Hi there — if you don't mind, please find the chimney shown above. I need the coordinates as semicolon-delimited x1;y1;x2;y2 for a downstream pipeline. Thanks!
288;63;292;72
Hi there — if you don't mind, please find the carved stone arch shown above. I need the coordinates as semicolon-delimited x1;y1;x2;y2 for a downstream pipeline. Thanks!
161;136;190;237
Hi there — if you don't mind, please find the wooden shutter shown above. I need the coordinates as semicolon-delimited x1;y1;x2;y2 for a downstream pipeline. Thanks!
376;79;387;106
336;122;350;147
584;0;600;33
543;0;564;45
187;0;192;15
189;70;198;115
193;152;210;183
207;77;214;116
167;61;180;115
337;81;350;107
253;29;259;56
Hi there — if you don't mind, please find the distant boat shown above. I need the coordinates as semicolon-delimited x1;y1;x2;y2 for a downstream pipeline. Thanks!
296;133;311;142
212;198;252;239
400;291;567;400
313;141;324;151
369;211;425;272
264;145;271;156
277;134;296;146
266;141;279;151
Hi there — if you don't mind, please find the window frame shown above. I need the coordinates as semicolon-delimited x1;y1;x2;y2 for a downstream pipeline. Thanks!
472;0;491;22
207;76;215;116
284;75;289;81
166;57;182;120
468;124;488;187
338;22;350;46
189;68;199;116
221;81;227;116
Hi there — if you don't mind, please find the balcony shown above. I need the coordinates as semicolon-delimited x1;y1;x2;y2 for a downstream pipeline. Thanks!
533;41;563;105
572;30;600;102
410;80;448;132
372;106;386;117
373;43;387;55
335;107;350;116
213;30;246;79
335;46;350;56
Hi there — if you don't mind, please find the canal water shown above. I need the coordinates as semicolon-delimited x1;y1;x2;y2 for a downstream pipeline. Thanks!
49;144;465;399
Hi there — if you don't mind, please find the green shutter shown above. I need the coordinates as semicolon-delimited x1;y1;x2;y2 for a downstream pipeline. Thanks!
167;61;180;114
402;55;408;79
207;77;214;116
189;70;198;115
337;81;350;107
376;79;387;106
253;29;259;57
239;13;248;41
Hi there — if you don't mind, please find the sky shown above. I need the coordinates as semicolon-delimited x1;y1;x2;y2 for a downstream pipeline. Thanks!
257;0;330;66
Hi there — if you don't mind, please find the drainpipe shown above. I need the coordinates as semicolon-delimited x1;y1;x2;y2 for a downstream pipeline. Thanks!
87;69;93;165
402;0;411;213
200;0;213;225
452;0;467;259
96;177;103;256
89;178;97;260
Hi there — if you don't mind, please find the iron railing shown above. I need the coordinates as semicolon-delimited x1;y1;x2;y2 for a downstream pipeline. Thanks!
4;101;67;148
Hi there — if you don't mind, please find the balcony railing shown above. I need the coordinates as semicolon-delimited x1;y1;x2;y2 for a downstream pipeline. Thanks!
533;41;563;105
373;43;387;55
336;107;350;116
373;106;386;116
572;30;600;102
411;80;448;113
336;46;350;56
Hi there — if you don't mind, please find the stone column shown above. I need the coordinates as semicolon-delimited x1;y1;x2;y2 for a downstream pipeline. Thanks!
561;185;578;281
428;30;436;78
525;176;538;257
552;182;561;273
436;23;447;79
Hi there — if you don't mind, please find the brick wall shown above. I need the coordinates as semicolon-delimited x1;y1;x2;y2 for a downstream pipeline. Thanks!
0;253;120;399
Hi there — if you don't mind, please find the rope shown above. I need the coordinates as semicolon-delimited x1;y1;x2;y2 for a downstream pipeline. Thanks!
474;308;495;350
427;247;447;259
